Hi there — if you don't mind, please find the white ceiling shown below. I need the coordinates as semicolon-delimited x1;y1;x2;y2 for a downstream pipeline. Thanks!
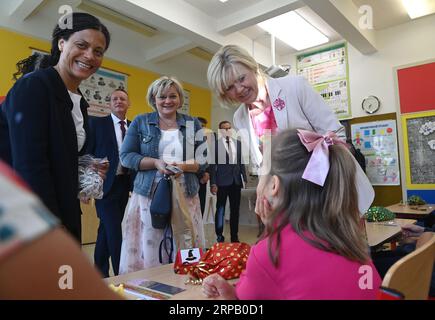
0;0;433;82
352;0;411;30
184;0;265;19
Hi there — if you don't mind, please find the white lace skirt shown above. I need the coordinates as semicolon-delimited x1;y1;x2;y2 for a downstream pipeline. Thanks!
119;175;205;274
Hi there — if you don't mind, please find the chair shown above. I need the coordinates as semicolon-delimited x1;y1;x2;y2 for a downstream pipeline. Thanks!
381;232;435;299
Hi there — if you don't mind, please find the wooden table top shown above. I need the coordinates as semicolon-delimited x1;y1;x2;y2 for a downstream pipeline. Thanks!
106;218;419;298
386;203;435;216
365;218;416;248
105;264;236;300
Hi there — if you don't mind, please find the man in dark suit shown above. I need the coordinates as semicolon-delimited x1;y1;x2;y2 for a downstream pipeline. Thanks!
86;89;131;277
210;121;247;243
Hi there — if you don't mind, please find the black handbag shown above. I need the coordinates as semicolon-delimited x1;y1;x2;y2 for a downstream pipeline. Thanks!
149;174;172;229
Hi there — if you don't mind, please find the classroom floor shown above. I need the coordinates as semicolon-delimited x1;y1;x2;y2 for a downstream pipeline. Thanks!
81;222;260;277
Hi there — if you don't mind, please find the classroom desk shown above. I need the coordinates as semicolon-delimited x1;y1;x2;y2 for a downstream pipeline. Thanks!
105;264;237;300
365;218;416;248
385;203;435;220
106;218;415;299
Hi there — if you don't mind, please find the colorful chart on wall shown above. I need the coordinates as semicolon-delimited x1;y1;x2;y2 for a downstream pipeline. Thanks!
80;68;128;117
401;111;435;189
351;120;400;186
297;42;351;119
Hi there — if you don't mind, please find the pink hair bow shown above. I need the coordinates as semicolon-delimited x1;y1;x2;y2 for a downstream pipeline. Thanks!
297;129;347;186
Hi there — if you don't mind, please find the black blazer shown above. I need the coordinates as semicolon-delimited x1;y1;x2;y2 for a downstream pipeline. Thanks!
0;102;12;165
1;67;89;239
86;115;132;196
209;137;247;187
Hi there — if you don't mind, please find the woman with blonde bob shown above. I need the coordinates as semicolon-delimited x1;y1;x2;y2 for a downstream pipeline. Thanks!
202;128;381;299
119;76;206;273
207;45;343;172
208;45;374;235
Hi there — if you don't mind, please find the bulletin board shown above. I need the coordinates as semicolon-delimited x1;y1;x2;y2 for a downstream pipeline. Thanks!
401;111;435;189
351;120;400;186
395;59;435;203
296;42;351;119
348;113;403;207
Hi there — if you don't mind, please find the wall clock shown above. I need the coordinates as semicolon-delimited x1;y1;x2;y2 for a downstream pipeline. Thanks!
362;95;381;114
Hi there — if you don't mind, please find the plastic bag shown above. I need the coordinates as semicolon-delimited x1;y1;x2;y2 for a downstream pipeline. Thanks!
78;154;108;200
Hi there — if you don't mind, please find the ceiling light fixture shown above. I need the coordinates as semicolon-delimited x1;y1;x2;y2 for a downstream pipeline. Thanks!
401;0;435;19
258;11;328;51
219;0;229;3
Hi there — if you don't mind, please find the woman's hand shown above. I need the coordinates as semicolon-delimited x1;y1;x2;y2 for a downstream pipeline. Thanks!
93;160;109;180
210;184;218;195
79;194;91;204
202;274;237;300
154;159;172;175
255;196;272;225
200;172;210;184
168;162;183;178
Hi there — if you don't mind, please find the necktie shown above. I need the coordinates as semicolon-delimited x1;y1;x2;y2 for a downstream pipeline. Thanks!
226;137;233;164
119;120;126;141
119;120;127;174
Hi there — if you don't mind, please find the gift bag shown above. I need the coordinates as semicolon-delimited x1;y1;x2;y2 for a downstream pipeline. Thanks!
187;242;251;282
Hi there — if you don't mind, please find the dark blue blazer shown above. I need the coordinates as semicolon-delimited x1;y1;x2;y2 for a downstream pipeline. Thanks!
86;115;132;196
1;67;89;239
209;138;247;187
0;102;12;165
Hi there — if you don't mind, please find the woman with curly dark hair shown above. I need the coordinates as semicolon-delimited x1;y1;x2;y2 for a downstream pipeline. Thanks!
1;12;111;241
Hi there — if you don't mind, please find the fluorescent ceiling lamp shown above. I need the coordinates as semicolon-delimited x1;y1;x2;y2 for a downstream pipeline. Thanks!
258;11;328;51
401;0;435;19
219;0;228;2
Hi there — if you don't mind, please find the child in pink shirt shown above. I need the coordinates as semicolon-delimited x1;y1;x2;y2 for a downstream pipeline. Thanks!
202;128;381;300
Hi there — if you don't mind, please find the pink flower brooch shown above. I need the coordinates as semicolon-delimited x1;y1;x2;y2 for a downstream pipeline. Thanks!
273;98;285;111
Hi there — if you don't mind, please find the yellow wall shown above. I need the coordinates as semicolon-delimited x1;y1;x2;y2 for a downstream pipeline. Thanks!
0;27;212;123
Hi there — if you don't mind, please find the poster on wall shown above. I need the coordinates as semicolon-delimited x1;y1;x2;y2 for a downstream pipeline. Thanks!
351;120;400;186
178;89;190;115
297;43;351;119
402;112;435;187
80;68;128;117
